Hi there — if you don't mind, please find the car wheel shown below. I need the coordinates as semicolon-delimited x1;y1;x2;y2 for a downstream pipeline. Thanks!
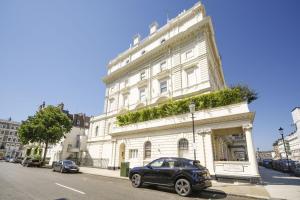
175;178;192;197
60;167;64;173
131;173;142;188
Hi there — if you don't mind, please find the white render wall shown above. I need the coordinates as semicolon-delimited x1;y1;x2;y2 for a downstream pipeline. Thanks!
86;3;259;180
47;127;86;165
105;36;213;115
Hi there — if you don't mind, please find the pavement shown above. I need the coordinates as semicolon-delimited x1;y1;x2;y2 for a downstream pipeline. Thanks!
0;161;253;200
259;166;300;200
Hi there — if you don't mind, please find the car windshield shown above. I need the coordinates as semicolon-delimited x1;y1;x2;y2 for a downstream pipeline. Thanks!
64;160;75;165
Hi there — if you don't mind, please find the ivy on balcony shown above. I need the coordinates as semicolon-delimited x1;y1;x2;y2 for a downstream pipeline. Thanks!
116;85;257;126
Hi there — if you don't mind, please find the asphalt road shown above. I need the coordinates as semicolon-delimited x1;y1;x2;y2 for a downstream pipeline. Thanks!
0;161;249;200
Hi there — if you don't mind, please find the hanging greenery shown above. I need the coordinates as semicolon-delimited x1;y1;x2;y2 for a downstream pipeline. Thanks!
116;85;257;126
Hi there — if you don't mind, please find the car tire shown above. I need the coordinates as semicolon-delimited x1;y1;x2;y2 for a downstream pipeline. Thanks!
131;173;142;188
175;178;192;197
60;167;64;173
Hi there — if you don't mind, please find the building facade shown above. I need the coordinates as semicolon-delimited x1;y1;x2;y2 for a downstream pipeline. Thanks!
44;109;90;165
276;107;300;161
0;118;22;159
46;127;88;165
86;2;259;182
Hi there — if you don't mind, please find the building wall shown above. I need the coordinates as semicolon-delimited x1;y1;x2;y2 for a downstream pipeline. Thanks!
0;119;21;158
47;127;86;165
86;3;259;181
292;108;300;130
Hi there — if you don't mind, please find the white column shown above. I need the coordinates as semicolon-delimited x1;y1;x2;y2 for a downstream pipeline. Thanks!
108;139;117;169
243;124;259;176
198;128;214;175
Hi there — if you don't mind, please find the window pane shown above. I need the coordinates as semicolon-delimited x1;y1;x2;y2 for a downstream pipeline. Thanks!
140;71;146;80
160;81;167;93
150;159;164;167
144;141;151;159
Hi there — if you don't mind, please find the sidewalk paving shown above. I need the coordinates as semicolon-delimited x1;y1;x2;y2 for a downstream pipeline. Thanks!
80;167;270;199
259;166;300;200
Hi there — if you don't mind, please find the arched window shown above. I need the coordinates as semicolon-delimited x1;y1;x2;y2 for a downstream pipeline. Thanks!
144;141;151;159
178;138;189;158
95;126;99;136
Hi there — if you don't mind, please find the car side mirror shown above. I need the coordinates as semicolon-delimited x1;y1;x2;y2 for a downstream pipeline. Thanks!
146;165;152;169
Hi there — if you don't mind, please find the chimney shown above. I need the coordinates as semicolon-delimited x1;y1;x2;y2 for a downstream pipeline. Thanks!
149;21;158;35
133;34;141;46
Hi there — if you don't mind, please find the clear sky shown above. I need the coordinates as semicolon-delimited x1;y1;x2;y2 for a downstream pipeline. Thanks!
0;0;299;150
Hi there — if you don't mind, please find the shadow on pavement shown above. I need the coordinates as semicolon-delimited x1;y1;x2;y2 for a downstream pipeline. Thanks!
142;185;227;199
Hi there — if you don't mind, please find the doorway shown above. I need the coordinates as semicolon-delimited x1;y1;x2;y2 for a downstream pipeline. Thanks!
119;143;125;167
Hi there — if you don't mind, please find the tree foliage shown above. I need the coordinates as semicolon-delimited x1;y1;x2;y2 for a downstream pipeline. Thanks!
116;85;258;126
18;106;72;163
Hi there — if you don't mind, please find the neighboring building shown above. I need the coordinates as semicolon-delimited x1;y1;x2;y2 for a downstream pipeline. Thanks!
276;107;300;161
44;103;90;165
257;150;274;161
46;126;88;165
0;118;22;158
23;102;91;164
272;140;281;160
86;2;259;182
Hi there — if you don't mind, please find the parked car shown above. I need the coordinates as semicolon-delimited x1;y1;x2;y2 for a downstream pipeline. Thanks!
129;157;212;197
262;159;273;168
26;159;42;167
279;159;294;172
51;161;57;168
291;161;300;176
9;158;18;163
15;157;23;164
52;160;79;173
5;156;11;162
21;156;31;166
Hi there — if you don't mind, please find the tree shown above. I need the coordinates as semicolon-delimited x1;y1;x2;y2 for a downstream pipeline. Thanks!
18;105;72;164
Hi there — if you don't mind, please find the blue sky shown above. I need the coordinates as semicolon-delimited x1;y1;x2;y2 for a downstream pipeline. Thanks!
0;0;299;150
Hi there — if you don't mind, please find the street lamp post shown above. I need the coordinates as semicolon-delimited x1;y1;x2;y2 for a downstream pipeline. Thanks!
278;127;290;171
189;102;196;161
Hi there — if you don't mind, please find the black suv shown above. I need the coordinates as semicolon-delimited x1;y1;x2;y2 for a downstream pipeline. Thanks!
129;157;212;196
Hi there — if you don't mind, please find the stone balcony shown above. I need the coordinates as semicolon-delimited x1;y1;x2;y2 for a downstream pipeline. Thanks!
111;102;254;136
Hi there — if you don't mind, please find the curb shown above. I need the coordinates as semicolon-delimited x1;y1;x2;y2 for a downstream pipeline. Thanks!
204;189;270;200
80;171;128;180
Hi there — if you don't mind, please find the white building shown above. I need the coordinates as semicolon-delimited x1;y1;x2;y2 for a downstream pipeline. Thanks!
0;118;22;158
278;107;300;161
46;127;88;165
86;2;259;182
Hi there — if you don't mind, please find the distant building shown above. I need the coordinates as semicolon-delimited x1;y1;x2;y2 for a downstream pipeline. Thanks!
256;150;274;161
43;103;91;165
0;118;22;158
23;102;91;164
